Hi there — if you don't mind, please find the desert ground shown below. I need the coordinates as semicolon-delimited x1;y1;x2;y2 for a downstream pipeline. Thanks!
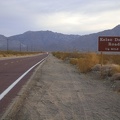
3;54;120;120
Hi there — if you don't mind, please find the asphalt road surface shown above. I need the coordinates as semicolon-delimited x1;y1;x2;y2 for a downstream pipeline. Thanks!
0;53;48;116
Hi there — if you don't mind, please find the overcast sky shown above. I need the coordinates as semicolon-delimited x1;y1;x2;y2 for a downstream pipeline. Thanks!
0;0;120;36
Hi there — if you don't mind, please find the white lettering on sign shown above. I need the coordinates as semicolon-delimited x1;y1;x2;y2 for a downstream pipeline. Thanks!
98;36;120;52
100;38;112;42
115;38;120;41
105;48;110;51
111;48;119;50
108;42;120;46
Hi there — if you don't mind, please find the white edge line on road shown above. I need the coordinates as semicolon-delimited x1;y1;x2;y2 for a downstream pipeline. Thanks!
0;57;47;101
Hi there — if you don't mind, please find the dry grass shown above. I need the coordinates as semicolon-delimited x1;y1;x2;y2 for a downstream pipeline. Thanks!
70;58;78;65
52;52;70;60
77;53;99;73
100;54;120;65
53;52;99;73
0;51;41;58
52;52;120;74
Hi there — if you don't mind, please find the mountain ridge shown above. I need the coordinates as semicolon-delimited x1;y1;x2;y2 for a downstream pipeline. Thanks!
0;25;120;51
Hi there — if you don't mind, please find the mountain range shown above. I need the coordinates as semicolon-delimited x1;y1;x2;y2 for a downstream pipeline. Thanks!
0;25;120;52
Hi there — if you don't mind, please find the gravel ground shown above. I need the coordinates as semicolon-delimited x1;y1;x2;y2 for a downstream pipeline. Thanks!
7;54;120;120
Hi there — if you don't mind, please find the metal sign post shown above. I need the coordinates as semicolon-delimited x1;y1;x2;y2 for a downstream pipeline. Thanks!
100;52;103;77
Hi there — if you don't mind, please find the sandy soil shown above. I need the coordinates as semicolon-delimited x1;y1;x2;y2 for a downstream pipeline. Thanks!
7;54;120;120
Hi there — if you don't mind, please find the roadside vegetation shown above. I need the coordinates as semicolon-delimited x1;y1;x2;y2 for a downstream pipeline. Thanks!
52;51;120;77
0;50;42;58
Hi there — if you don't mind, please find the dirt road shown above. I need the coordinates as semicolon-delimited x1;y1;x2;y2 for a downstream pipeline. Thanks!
8;54;120;120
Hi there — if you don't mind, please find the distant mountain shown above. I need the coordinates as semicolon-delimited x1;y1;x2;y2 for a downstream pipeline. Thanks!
8;30;80;51
0;34;21;51
71;25;120;51
0;25;120;52
0;35;7;50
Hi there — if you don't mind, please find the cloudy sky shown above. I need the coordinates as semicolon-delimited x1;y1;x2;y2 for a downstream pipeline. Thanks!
0;0;120;36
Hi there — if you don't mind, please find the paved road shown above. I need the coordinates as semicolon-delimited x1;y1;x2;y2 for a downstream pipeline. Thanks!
0;53;48;115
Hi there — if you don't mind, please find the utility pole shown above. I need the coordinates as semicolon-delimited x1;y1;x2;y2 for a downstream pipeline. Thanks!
7;38;9;52
20;43;22;52
27;45;28;52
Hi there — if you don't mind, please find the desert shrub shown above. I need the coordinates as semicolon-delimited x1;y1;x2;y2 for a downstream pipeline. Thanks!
92;64;101;71
52;52;61;59
98;54;120;65
53;52;71;60
70;58;78;65
2;53;7;57
53;52;120;74
53;52;100;73
111;73;120;92
110;64;120;75
77;53;99;73
69;51;81;58
111;73;120;81
77;58;88;73
91;64;120;77
60;53;70;60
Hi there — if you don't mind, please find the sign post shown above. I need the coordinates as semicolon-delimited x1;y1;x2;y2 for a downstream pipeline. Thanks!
98;36;120;77
100;51;103;76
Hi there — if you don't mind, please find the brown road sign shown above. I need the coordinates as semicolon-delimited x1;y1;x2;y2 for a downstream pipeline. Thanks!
98;36;120;52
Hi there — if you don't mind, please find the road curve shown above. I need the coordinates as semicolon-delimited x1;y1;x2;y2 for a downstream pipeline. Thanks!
0;53;48;115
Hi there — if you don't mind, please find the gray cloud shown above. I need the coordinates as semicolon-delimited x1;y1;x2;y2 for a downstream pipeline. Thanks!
0;0;120;36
